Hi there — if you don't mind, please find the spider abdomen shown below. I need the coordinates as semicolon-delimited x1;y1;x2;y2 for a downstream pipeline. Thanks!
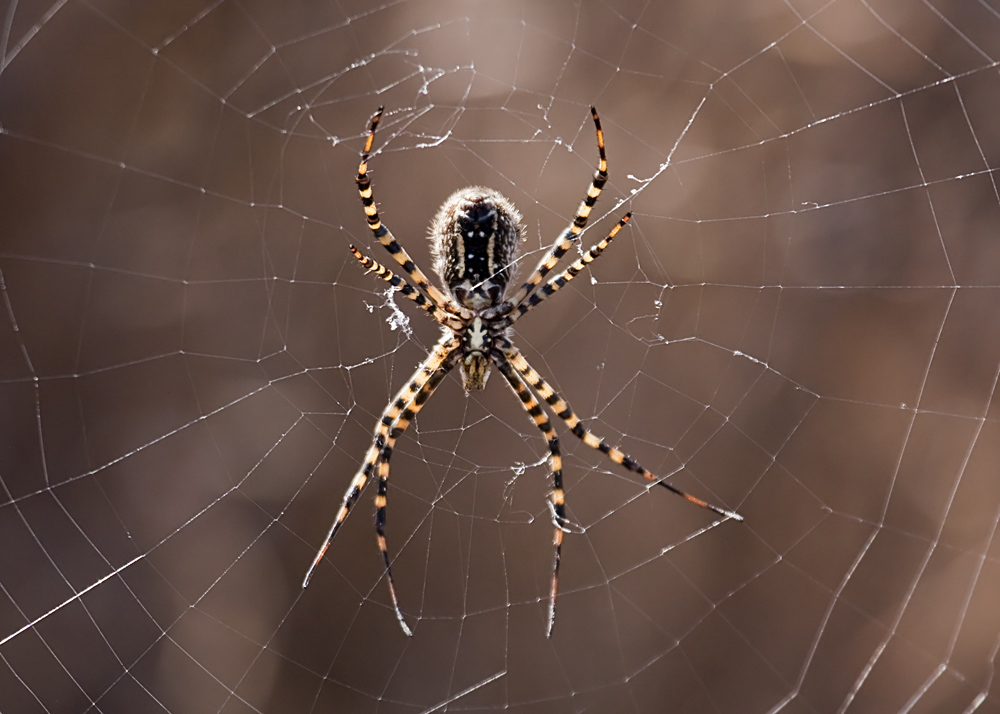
429;187;523;310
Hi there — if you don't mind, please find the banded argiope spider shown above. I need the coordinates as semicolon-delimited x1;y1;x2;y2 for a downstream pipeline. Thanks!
303;107;743;637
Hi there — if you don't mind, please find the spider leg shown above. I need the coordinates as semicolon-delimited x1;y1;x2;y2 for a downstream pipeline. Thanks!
356;108;467;318
492;352;567;638
504;107;608;311
303;336;461;605
371;358;454;636
507;213;631;324
349;245;464;331
499;341;743;521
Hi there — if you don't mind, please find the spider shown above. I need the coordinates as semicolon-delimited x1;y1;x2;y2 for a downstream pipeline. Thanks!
302;106;743;637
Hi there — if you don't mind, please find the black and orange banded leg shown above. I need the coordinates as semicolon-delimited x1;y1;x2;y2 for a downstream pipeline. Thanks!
303;335;462;594
349;245;463;331
372;363;453;636
493;354;568;637
356;108;465;318
505;107;609;310
500;342;743;522
509;213;631;324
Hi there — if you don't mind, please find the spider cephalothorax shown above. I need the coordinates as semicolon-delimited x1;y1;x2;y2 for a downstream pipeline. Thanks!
455;308;501;391
302;106;743;638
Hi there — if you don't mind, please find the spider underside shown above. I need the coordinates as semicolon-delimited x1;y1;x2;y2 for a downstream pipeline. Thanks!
302;106;743;638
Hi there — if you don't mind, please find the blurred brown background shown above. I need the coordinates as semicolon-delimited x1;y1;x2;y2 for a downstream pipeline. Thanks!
2;0;1000;712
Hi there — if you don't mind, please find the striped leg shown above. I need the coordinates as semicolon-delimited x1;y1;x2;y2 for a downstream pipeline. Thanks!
504;107;609;311
303;335;461;592
349;245;464;331
373;361;454;636
493;354;568;638
508;213;631;324
356;108;465;318
500;342;743;521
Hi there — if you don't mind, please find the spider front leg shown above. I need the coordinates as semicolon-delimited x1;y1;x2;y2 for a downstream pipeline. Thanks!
503;107;609;311
304;335;461;637
356;108;467;319
507;213;631;324
493;354;568;637
348;244;464;332
499;341;743;521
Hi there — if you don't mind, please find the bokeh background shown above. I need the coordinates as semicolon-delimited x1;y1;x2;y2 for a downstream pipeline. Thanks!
3;0;1000;712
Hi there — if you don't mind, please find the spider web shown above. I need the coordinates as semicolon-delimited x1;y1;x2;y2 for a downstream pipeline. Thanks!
2;0;1000;711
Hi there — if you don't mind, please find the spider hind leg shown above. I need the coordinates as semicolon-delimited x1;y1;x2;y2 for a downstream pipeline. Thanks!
303;336;460;638
494;356;570;637
501;342;743;521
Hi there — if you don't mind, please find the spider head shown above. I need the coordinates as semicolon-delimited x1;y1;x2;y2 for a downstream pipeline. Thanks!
430;187;523;310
